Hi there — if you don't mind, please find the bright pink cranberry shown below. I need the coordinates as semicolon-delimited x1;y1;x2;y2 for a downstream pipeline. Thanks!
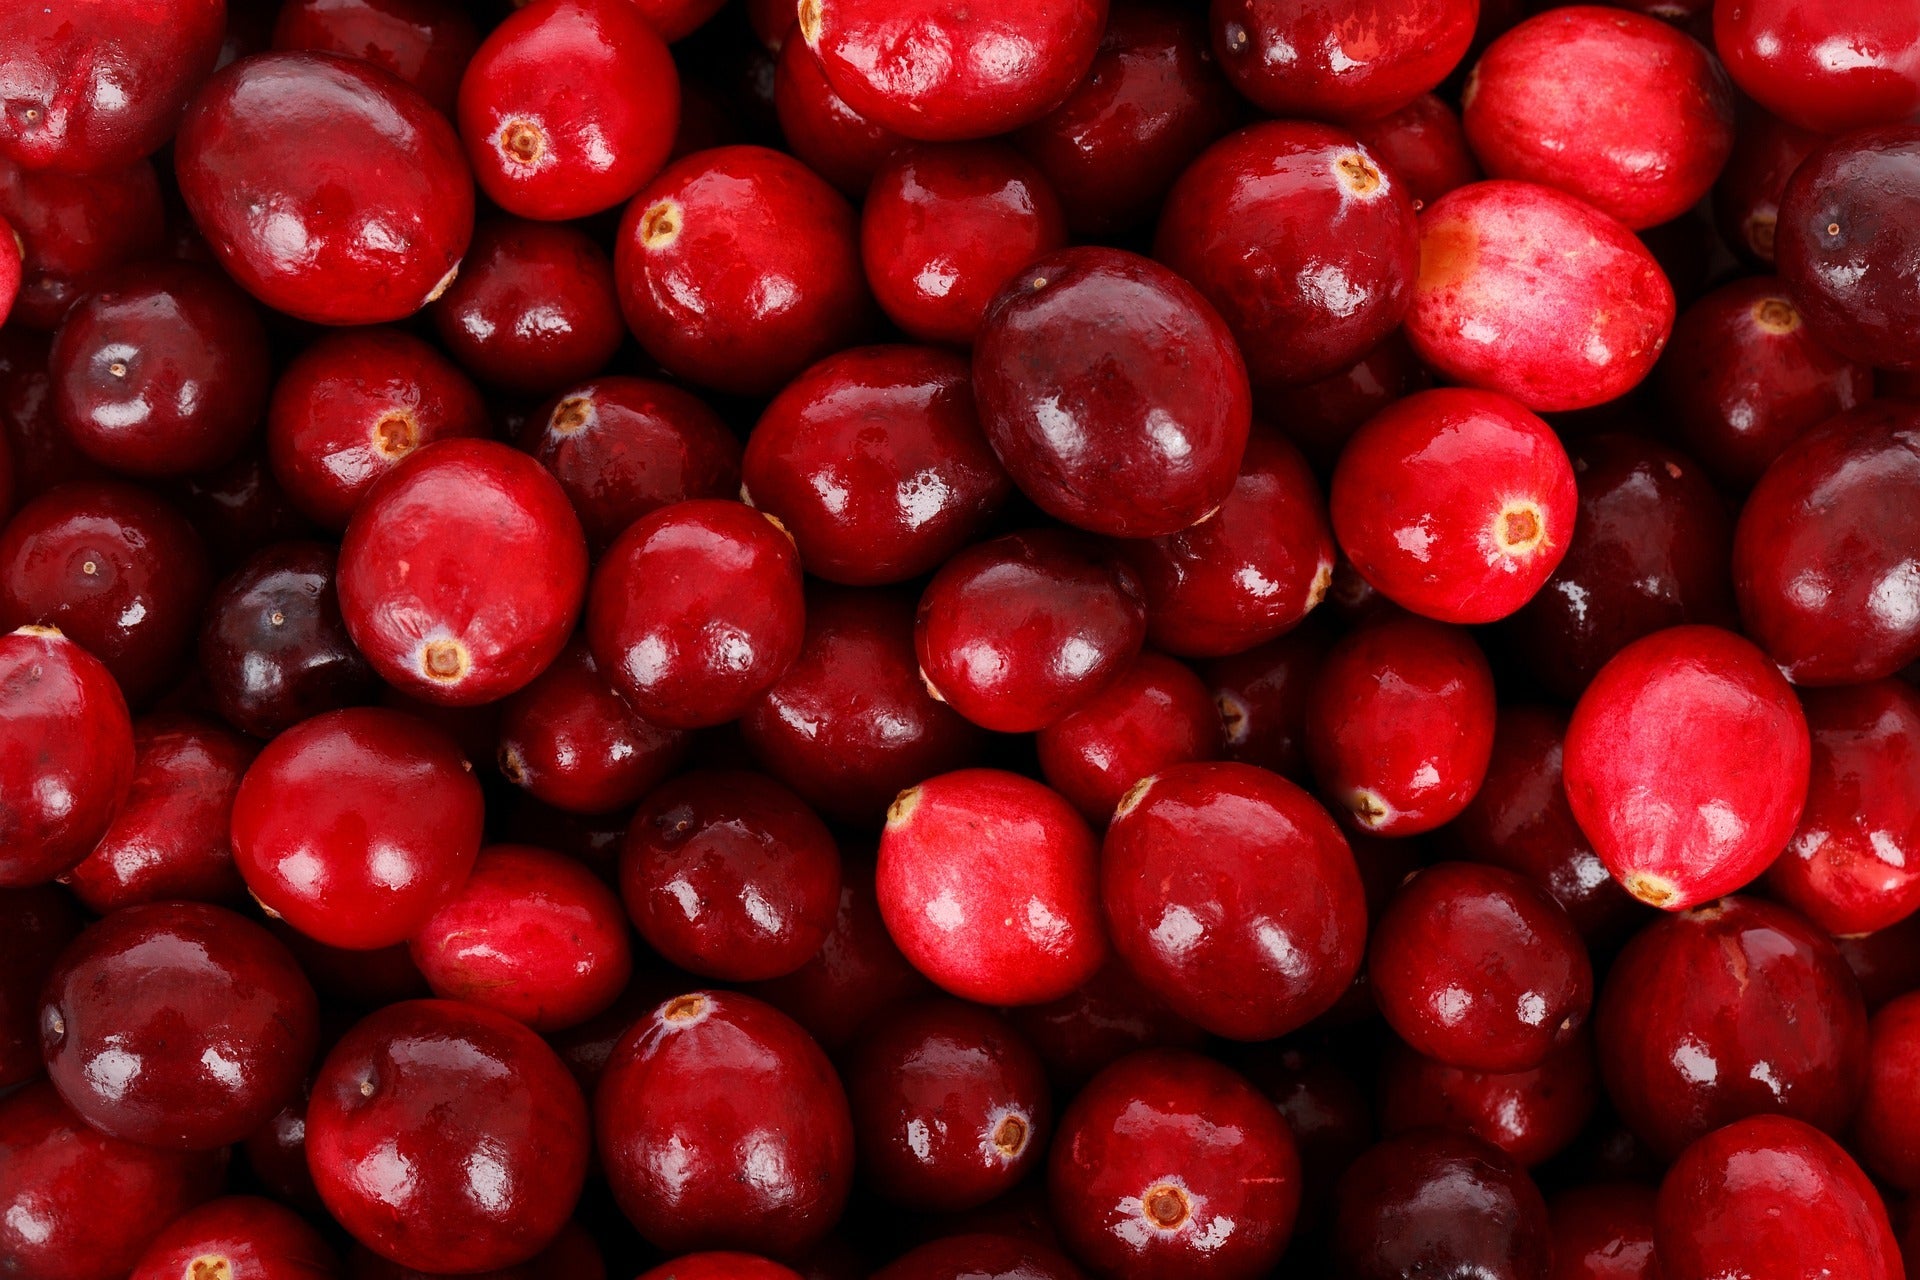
1381;1033;1598;1169
743;346;1011;584
309;999;589;1273
1304;615;1497;835
1203;620;1330;782
1212;0;1474;120
1564;626;1810;910
1350;93;1480;207
799;0;1108;141
1407;180;1675;411
1656;1115;1901;1280
1547;1183;1659;1280
0;885;80;1086
597;991;854;1258
271;0;480;114
873;1236;1083;1280
130;1196;338;1280
1037;652;1222;825
1333;1129;1551;1280
495;639;685;816
1715;0;1920;134
0;157;166;335
771;34;908;196
1102;761;1368;1040
1853;991;1920;1192
878;769;1107;1006
1712;104;1822;265
973;246;1250;537
230;707;485;950
616;145;871;396
1049;1049;1299;1278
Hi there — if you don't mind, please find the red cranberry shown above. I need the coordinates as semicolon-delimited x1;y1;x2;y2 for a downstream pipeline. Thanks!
243;1079;322;1214
1202;620;1329;781
345;1219;606;1280
1333;1128;1551;1280
230;706;485;949
1715;1;1920;134
1381;1033;1597;1168
0;884;81;1085
586;498;805;729
175;52;473;325
0;212;16;326
1711;104;1822;266
873;1235;1083;1280
1547;1183;1659;1280
1595;896;1868;1159
799;0;1108;141
1037;652;1222;825
1407;180;1675;411
878;769;1107;1006
0;0;225;173
1853;991;1920;1192
616;145;870;397
1005;959;1205;1091
271;0;480;115
131;1194;339;1280
340;439;587;705
1049;1048;1299;1278
621;770;841;982
641;1256;805;1280
1838;912;1920;1013
0;1080;225;1280
972;247;1250;537
1655;1115;1901;1280
1349;93;1480;207
1231;1042;1372;1226
0;626;133;886
597;991;854;1258
743;346;1011;584
1102;761;1368;1040
271;923;430;1010
915;529;1146;734
496;639;685;815
630;0;728;41
771;34;908;197
0;157;167;333
1212;0;1475;121
0;331;106;502
1563;626;1810;910
309;998;589;1273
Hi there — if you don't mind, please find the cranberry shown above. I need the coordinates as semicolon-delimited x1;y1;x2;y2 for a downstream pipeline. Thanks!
0;157;167;333
0;333;101;505
1036;652;1222;825
0;884;81;1085
1838;912;1920;1013
1382;1033;1597;1168
230;706;485;949
346;1220;606;1280
1853;991;1920;1192
1333;1128;1551;1280
1230;1042;1372;1226
243;1081;323;1214
771;34;908;197
1202;620;1329;781
271;923;430;1009
130;1194;338;1280
1715;0;1920;134
271;0;480;115
175;52;474;325
586;498;805;729
1712;104;1822;266
1655;1115;1901;1280
616;145;871;397
872;1235;1084;1280
642;1256;804;1280
878;769;1108;1006
1048;1048;1297;1277
1212;0;1474;121
1547;1183;1659;1280
309;998;589;1273
1005;959;1205;1090
799;0;1107;141
1563;626;1810;910
496;639;686;815
630;0;728;41
1102;761;1368;1039
1596;896;1868;1159
340;439;587;705
1349;93;1480;208
598;991;854;1257
0;213;16;326
1407;180;1675;411
179;448;322;571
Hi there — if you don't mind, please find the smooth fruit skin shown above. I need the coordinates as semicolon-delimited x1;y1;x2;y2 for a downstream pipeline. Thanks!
130;1195;339;1280
1714;0;1920;135
1546;1183;1659;1280
1155;122;1419;390
1563;626;1811;911
596;991;854;1258
1713;105;1823;267
1101;762;1368;1041
1211;0;1476;122
801;0;1109;142
873;1235;1086;1280
1595;896;1869;1160
1350;92;1481;207
1332;1129;1552;1280
0;157;166;333
640;1256;804;1280
1048;1049;1300;1280
495;639;686;816
1854;992;1920;1191
1655;1115;1901;1280
878;769;1108;1006
1407;180;1675;412
230;707;485;950
0;885;81;1085
771;33;909;197
1203;621;1329;782
308;999;589;1273
1037;652;1223;825
271;0;480;115
1380;1034;1598;1169
1008;959;1206;1091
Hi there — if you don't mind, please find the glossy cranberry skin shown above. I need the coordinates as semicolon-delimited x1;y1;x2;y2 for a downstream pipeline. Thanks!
1838;913;1920;1012
176;53;473;325
131;1195;339;1280
272;0;480;115
1852;991;1920;1193
1656;1115;1901;1280
597;991;854;1258
1408;180;1676;411
0;626;133;886
1037;652;1222;826
1350;93;1479;208
879;769;1107;1006
1546;1183;1658;1280
874;1236;1084;1280
1212;0;1475;121
0;157;166;332
800;0;1108;142
586;498;805;730
231;707;484;949
0;885;80;1085
310;999;588;1273
0;0;224;174
1049;1049;1299;1280
0;1080;225;1280
496;640;684;815
340;439;587;705
743;346;1011;585
1333;1128;1551;1280
1712;106;1823;267
1006;959;1205;1091
1596;897;1869;1159
771;34;908;197
915;529;1147;734
1715;1;1920;134
1202;622;1328;781
973;248;1249;537
616;145;870;397
1381;1034;1598;1168
1102;761;1367;1040
0;481;212;704
1564;626;1810;910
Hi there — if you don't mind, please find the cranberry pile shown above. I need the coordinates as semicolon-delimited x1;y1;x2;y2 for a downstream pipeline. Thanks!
0;0;1917;1277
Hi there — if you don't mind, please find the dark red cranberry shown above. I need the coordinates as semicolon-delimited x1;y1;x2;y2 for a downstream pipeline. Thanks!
915;529;1146;733
1711;104;1822;265
339;438;587;705
131;1195;338;1280
771;34;908;197
309;999;589;1273
0;884;81;1085
1103;761;1367;1040
175;52;474;325
1232;1042;1372;1224
1547;1182;1659;1280
597;991;854;1258
641;1255;804;1280
1564;626;1810;910
496;639;685;815
270;923;430;1010
630;0;728;41
243;1081;322;1214
1595;896;1869;1159
1037;652;1222;825
1004;959;1206;1091
1715;1;1920;134
272;0;480;114
973;247;1249;537
177;448;321;571
0;330;107;501
1349;93;1480;207
1212;0;1476;121
1049;1049;1299;1278
1333;1128;1551;1280
873;1235;1084;1280
1202;621;1329;782
879;769;1107;1006
0;157;166;331
346;1218;607;1280
1380;1033;1598;1168
0;481;212;704
1853;991;1920;1192
616;145;871;397
230;706;485;949
1838;912;1920;1013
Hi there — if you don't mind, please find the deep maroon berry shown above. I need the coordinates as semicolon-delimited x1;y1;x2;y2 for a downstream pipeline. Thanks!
1380;1033;1598;1168
271;0;481;115
1713;104;1823;266
496;639;686;816
771;33;908;197
1203;621;1330;782
1332;1129;1552;1280
1211;0;1477;122
1349;93;1480;207
1547;1182;1659;1280
873;1236;1084;1280
0;157;166;332
0;885;81;1086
